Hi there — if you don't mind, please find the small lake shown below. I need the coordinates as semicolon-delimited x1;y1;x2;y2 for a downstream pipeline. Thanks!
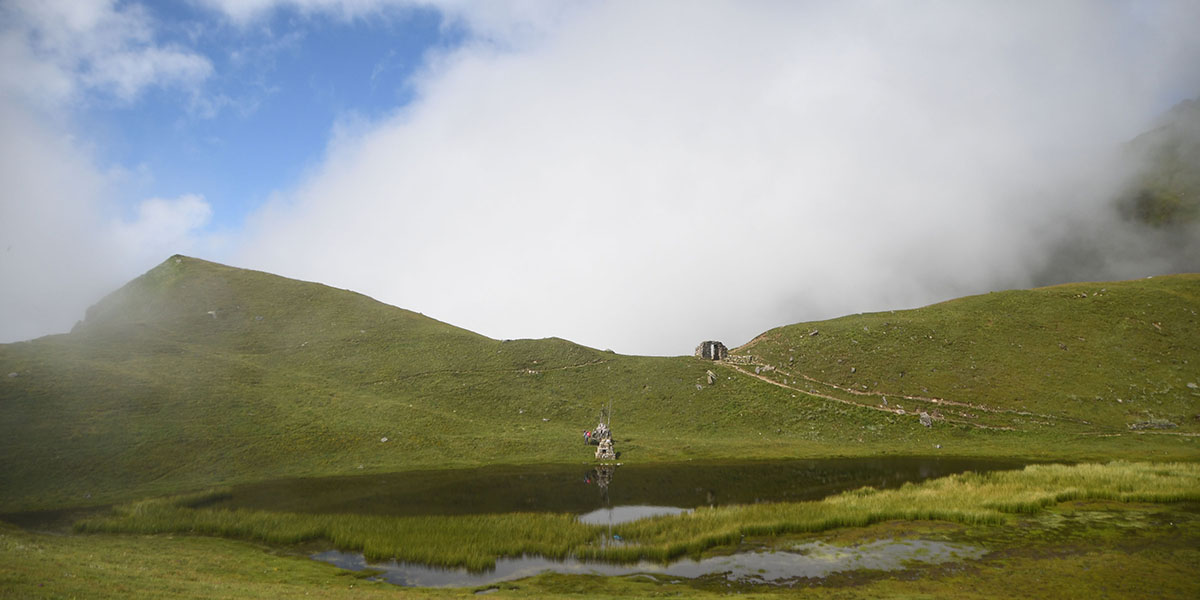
230;457;1021;587
195;456;1026;520
314;539;988;587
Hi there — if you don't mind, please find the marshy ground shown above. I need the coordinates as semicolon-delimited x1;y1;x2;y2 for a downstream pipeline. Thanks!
2;461;1195;598
2;494;1197;598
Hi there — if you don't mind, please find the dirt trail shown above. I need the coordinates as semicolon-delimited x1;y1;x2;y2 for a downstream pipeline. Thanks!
724;363;1016;431
766;366;1091;425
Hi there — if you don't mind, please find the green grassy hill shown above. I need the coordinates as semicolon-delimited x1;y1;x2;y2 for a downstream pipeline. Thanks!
2;257;1198;512
0;256;838;511
737;275;1200;434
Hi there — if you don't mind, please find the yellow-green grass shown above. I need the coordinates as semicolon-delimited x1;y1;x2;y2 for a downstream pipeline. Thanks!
9;499;1200;599
738;273;1200;432
76;461;1200;571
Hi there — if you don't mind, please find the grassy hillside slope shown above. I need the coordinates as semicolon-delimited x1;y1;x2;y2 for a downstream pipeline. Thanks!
2;257;1197;512
0;257;886;511
737;275;1200;434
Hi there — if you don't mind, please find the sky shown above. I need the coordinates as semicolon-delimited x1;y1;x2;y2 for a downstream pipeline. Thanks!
2;0;1199;355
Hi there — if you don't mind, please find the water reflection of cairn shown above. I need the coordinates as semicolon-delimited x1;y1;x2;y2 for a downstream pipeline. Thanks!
588;464;616;504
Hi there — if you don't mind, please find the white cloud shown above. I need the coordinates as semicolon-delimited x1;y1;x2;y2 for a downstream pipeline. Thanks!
111;195;215;260
0;0;212;107
0;104;211;341
237;1;1200;355
3;1;1198;354
0;102;216;341
0;103;115;343
195;0;576;43
0;0;217;342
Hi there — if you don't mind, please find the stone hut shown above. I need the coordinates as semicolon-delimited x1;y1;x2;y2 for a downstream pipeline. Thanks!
695;340;728;361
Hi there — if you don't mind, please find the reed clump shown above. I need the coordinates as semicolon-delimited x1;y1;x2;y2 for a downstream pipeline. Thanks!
77;461;1200;570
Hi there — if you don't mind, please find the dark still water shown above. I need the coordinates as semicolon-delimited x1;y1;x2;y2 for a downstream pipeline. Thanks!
193;457;1027;518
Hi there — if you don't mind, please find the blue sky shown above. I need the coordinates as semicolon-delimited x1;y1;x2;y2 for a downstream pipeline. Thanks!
2;1;1199;354
79;1;463;232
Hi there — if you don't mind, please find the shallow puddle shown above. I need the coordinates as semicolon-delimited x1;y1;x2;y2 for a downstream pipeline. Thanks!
313;539;985;587
576;505;691;525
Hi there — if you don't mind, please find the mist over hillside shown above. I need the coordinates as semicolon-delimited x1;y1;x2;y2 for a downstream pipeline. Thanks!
1034;98;1200;287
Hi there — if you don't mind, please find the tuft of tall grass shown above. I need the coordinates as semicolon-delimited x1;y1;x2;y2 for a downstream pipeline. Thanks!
77;461;1200;570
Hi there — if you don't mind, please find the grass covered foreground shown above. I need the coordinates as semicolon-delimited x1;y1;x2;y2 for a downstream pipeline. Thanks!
5;504;1199;599
75;462;1200;571
2;461;1196;598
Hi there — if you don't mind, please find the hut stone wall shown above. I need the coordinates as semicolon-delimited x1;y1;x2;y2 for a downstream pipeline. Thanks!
694;340;728;360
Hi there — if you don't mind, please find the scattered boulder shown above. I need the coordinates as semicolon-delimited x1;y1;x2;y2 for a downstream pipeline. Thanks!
1188;382;1198;389
380;437;389;442
6;372;16;378
809;330;819;337
1128;420;1177;430
919;412;933;427
706;370;716;385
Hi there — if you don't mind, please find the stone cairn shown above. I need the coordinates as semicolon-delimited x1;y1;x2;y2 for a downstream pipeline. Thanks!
593;421;616;460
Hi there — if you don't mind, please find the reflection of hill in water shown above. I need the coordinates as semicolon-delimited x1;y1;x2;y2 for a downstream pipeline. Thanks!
198;457;1026;517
